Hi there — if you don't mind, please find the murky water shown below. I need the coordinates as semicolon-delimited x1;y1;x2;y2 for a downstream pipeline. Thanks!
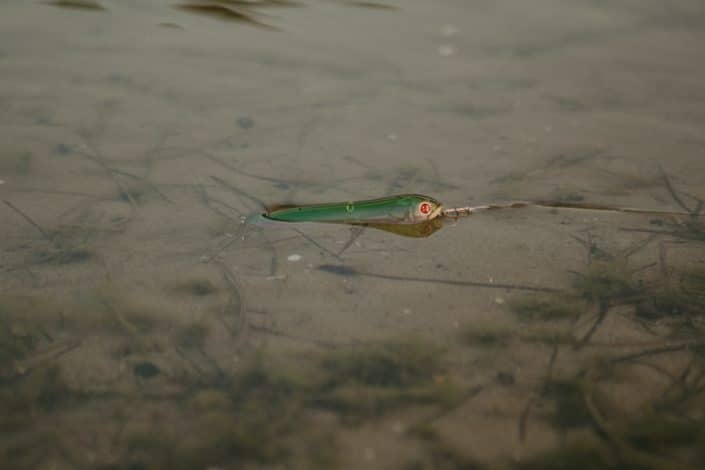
1;0;705;468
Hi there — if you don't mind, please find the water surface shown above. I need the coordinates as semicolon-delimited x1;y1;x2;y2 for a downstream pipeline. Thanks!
1;0;705;468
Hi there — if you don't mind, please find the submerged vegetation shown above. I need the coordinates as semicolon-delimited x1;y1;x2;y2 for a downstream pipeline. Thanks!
32;246;94;265
5;194;702;468
459;323;514;346
510;293;585;321
451;222;705;468
315;340;463;420
2;165;703;468
0;294;465;469
173;0;300;29
571;260;641;302
167;278;218;297
45;0;106;11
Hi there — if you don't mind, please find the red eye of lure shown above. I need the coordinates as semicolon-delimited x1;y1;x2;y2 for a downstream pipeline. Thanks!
419;202;431;214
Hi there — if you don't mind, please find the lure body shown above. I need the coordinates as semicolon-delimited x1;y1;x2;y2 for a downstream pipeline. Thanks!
251;192;700;237
264;194;443;225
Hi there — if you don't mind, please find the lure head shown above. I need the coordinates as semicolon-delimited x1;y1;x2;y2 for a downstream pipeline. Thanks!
407;194;443;223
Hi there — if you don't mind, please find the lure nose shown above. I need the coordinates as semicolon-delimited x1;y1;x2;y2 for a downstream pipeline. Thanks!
429;204;444;220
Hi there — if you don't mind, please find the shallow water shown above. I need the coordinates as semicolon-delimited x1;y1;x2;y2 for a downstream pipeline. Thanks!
1;0;705;468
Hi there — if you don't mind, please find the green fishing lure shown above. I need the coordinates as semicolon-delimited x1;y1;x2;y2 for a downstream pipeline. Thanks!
256;192;701;237
263;194;443;225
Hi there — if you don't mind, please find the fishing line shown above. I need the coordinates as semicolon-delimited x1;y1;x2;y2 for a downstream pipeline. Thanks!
441;200;704;219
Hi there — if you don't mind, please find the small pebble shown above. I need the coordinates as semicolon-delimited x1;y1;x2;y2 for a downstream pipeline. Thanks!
495;297;505;305
287;254;302;262
237;116;254;129
54;143;72;155
402;308;412;315
0;179;4;185
496;371;515;386
133;361;160;379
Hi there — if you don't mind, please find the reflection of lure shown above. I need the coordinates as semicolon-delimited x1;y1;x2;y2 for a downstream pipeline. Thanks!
263;194;443;225
353;218;444;238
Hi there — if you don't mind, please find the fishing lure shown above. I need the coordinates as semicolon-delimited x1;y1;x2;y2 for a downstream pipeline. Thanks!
262;193;701;224
263;194;443;225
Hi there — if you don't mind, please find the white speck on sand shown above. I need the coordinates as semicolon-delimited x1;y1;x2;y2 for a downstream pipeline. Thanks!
287;254;302;262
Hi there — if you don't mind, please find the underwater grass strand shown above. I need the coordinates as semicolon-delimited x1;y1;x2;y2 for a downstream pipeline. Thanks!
310;339;465;420
175;2;279;29
571;261;642;302
459;323;514;346
319;339;444;388
510;294;586;321
45;0;106;10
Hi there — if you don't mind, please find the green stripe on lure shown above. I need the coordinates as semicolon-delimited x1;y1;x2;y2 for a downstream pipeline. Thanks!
263;194;444;225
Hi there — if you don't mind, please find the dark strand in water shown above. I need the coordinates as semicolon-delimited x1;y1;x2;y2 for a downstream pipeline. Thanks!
3;200;49;239
318;264;558;293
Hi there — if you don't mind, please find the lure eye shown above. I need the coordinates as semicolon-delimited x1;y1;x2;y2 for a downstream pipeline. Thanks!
419;202;432;215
